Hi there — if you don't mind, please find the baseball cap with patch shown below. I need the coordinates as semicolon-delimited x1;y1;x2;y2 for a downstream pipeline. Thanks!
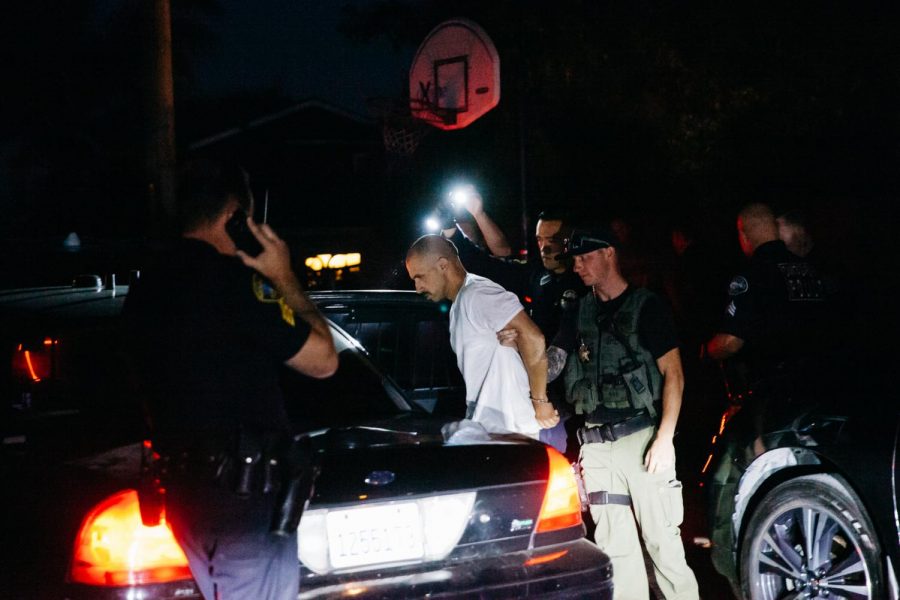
558;226;620;259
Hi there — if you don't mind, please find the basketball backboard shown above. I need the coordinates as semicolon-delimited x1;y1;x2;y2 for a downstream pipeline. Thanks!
409;18;501;131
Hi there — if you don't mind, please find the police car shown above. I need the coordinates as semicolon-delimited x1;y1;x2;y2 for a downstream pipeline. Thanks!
1;279;613;599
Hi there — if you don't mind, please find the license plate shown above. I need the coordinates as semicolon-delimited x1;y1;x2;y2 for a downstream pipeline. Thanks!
325;502;424;569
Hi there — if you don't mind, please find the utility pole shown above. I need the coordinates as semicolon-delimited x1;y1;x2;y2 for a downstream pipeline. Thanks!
145;0;177;236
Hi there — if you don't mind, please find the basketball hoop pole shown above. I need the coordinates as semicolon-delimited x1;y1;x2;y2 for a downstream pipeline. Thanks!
518;93;528;260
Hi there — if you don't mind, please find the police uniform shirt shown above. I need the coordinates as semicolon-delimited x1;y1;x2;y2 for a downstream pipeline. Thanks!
718;239;829;372
124;238;310;441
449;228;588;339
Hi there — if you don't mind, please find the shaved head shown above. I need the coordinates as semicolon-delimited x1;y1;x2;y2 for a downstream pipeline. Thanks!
407;234;460;262
737;202;778;257
406;234;466;302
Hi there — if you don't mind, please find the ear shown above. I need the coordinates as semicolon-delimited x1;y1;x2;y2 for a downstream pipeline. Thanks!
436;256;449;271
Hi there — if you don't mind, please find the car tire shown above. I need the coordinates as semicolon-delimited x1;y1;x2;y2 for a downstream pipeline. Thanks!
740;473;883;600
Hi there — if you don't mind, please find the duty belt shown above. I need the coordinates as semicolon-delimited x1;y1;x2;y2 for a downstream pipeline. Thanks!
577;410;655;445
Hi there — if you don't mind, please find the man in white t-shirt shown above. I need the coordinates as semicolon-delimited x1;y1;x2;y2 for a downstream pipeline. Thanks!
406;234;559;437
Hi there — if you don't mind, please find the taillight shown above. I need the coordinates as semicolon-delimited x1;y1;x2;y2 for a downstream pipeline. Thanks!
535;446;583;533
70;489;192;586
11;338;57;383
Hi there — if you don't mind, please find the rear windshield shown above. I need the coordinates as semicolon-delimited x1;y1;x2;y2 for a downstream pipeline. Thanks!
280;345;411;431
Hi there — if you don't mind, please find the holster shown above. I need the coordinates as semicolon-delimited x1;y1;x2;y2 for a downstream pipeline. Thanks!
153;429;321;537
270;435;319;537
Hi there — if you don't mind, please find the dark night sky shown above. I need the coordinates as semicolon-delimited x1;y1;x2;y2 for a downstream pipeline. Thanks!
2;1;899;300
191;0;412;114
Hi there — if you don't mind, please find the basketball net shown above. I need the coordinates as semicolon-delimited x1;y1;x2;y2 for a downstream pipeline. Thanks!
368;97;431;158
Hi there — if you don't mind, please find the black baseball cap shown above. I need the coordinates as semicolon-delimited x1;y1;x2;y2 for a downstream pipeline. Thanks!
558;226;620;259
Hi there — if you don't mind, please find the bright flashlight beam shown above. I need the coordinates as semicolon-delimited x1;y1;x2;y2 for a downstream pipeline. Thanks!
448;186;471;211
424;217;441;232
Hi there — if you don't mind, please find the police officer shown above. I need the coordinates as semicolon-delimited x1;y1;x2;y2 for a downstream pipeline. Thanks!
549;224;699;600
439;186;588;342
124;159;338;600
705;202;835;412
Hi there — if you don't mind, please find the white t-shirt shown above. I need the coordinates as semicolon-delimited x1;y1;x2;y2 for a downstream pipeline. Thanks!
449;273;540;439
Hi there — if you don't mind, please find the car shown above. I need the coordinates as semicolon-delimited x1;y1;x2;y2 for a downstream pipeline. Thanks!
309;290;465;417
1;278;613;599
704;372;899;599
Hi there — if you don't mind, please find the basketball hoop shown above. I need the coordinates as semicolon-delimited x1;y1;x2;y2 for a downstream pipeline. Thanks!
367;97;432;157
409;19;501;131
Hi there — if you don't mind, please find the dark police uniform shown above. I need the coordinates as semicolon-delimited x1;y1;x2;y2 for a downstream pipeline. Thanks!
717;239;833;401
124;238;310;600
447;229;587;340
447;228;588;453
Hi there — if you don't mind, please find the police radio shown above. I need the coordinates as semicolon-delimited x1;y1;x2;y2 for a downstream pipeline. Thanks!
226;208;263;257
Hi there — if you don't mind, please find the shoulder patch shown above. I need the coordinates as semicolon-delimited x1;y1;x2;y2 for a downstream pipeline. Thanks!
728;276;749;296
252;274;282;303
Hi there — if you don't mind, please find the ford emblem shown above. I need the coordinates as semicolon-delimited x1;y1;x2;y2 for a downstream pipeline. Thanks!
364;470;396;486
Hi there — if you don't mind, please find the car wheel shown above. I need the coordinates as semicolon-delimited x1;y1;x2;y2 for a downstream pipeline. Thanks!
740;473;883;600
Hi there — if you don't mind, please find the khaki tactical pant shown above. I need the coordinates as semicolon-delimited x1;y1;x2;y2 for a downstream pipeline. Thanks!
581;425;699;600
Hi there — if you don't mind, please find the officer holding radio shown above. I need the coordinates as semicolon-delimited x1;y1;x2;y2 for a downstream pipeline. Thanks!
549;223;699;600
124;159;337;600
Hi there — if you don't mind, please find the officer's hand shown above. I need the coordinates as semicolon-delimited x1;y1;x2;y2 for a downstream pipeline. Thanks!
533;401;560;429
237;218;295;289
496;327;519;348
434;202;456;231
461;186;484;218
643;436;675;474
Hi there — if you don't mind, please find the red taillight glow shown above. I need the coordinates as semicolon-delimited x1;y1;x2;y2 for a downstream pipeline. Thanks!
12;340;56;383
70;489;192;586
524;549;568;566
535;447;583;533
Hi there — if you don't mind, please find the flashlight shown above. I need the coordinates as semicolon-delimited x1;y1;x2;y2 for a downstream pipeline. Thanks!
448;184;474;211
424;216;441;232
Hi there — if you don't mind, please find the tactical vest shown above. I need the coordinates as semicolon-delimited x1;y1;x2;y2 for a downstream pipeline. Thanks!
563;288;662;418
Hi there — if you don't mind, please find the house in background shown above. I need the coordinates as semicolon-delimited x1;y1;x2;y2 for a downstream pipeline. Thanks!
189;98;405;289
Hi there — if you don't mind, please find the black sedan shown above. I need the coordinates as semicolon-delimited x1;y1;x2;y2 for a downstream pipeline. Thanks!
1;280;613;599
704;374;899;599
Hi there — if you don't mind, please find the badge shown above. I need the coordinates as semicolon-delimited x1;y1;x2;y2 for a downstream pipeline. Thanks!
560;289;579;312
578;340;591;363
728;276;749;296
